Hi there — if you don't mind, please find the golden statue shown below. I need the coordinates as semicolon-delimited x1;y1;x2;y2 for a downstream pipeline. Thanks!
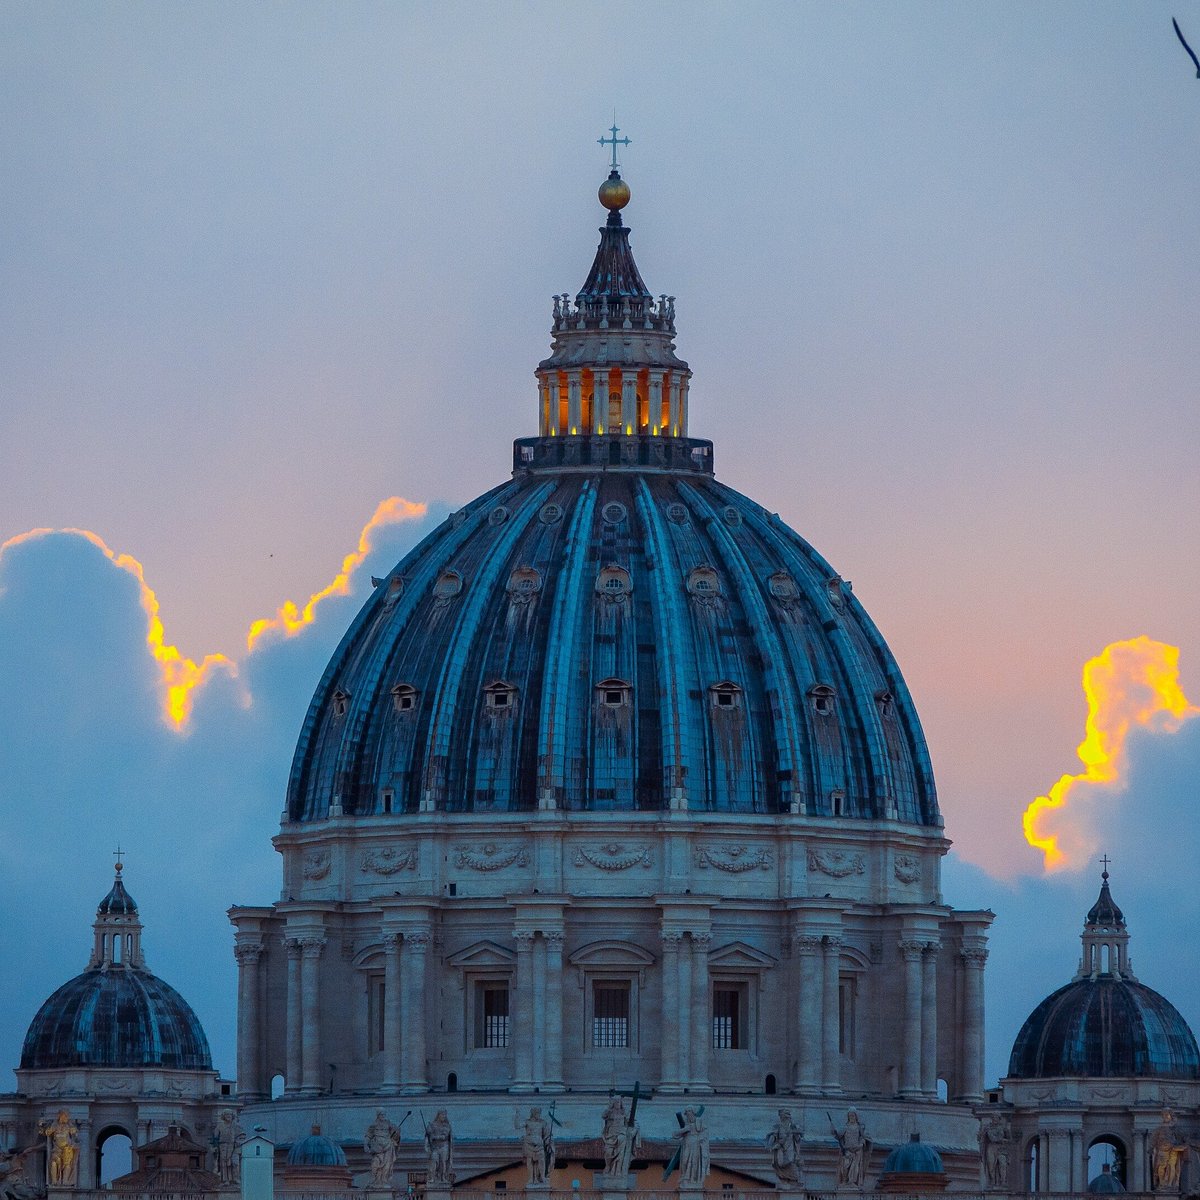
39;1111;80;1187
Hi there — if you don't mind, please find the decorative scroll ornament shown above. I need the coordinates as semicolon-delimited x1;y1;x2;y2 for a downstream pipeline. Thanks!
573;842;653;871
808;848;865;878
360;846;418;875
454;842;529;872
695;845;773;872
302;849;331;880
893;854;921;884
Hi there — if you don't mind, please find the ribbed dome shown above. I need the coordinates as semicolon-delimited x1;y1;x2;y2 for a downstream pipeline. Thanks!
287;1130;347;1167
21;967;213;1071
882;1134;944;1175
287;454;938;823
96;874;137;914
1008;977;1200;1080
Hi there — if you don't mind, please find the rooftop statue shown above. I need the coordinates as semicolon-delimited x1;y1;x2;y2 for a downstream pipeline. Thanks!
767;1109;805;1186
38;1112;79;1188
364;1110;401;1188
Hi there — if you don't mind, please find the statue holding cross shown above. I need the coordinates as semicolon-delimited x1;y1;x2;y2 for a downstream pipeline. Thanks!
601;1081;642;1178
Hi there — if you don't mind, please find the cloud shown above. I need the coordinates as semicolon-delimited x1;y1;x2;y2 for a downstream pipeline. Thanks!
1022;638;1199;870
0;504;443;1082
0;497;426;731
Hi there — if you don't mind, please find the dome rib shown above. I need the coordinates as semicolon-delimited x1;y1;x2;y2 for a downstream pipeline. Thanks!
536;479;600;805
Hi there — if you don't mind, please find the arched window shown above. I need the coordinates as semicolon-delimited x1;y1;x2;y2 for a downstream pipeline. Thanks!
97;1128;133;1186
595;565;632;600
809;684;836;716
391;683;418;715
1026;1137;1041;1193
765;1074;777;1095
270;1073;286;1099
1088;1136;1126;1188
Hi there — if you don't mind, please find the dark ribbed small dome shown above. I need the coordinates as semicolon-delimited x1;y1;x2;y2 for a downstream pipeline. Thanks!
1008;977;1200;1080
1087;874;1124;926
21;968;213;1071
96;873;137;915
287;1129;347;1167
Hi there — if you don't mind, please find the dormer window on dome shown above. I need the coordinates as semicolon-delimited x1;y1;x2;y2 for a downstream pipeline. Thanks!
809;684;837;716
709;681;743;710
484;681;517;713
391;683;418;715
596;565;631;600
597;678;632;708
332;689;350;720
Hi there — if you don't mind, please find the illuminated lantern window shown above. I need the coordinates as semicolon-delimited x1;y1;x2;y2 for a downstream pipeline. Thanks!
809;684;836;717
595;565;632;599
332;689;351;720
391;683;418;715
596;678;632;708
709;680;743;710
484;681;517;712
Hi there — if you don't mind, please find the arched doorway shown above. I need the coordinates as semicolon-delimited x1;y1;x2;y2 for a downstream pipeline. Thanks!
96;1126;133;1185
1088;1135;1127;1188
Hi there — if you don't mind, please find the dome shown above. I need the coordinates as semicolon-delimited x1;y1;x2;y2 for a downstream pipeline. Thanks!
287;1128;347;1167
96;872;137;914
20;967;213;1071
286;465;937;823
1007;977;1200;1080
285;163;938;825
882;1133;944;1175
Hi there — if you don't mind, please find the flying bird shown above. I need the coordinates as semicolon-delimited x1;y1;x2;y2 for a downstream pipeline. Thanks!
1174;17;1200;77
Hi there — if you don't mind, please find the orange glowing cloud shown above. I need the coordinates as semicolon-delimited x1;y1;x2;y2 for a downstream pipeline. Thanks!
1023;637;1199;871
245;496;425;652
0;496;426;732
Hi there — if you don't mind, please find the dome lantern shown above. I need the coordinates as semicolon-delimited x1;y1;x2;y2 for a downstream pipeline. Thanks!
536;128;692;440
1075;860;1133;981
89;853;145;969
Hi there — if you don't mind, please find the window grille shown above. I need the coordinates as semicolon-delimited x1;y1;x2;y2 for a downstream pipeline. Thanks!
592;983;630;1047
475;984;510;1048
712;986;742;1049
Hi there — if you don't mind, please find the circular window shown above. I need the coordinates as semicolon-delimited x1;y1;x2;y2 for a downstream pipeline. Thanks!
768;571;799;600
488;505;509;527
601;501;628;525
722;505;743;528
539;502;564;525
666;502;689;525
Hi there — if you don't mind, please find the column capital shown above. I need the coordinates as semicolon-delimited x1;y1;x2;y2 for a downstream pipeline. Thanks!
794;933;824;956
544;930;565;951
691;931;712;949
898;938;925;961
514;929;536;948
382;930;403;949
284;937;303;958
923;939;941;956
662;930;685;949
234;942;265;966
299;936;326;958
822;934;843;953
961;946;989;968
405;929;432;950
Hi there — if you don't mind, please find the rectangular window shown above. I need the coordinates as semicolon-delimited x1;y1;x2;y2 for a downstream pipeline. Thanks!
839;975;857;1057
592;982;630;1048
474;982;510;1048
712;985;744;1049
367;975;385;1057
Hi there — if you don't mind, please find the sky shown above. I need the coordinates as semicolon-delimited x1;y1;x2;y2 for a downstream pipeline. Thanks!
1;1;1198;1094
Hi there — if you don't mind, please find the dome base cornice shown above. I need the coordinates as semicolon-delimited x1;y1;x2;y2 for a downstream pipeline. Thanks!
514;433;714;475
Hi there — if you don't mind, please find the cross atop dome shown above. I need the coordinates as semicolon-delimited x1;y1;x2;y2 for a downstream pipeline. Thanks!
598;119;631;171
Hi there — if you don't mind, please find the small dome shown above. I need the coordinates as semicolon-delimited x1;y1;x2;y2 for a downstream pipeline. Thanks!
882;1133;944;1175
97;871;137;915
1089;1165;1126;1193
1087;873;1124;926
287;1128;347;1167
1008;977;1200;1079
20;968;213;1071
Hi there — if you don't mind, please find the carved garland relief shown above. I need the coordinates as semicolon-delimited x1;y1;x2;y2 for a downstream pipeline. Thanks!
360;846;418;875
454;843;529;871
573;843;653;870
695;845;773;872
808;848;865;877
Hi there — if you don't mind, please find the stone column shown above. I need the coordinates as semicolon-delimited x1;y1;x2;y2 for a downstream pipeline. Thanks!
898;939;924;1098
74;1117;92;1189
821;936;842;1093
381;932;403;1093
1073;1129;1088;1193
689;933;711;1090
284;939;303;1094
532;933;546;1087
677;931;692;1087
621;372;638;433
1048;1130;1071;1192
660;931;682;1091
299;936;325;1096
649;370;665;433
1130;1129;1147;1192
234;942;265;1100
921;941;939;1096
678;379;690;435
958;946;987;1102
567;370;582;435
793;934;823;1094
401;929;430;1093
668;376;681;436
543;931;564;1091
512;930;535;1091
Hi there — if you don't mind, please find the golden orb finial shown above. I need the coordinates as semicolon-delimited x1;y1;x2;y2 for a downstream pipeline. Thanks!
599;169;631;213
